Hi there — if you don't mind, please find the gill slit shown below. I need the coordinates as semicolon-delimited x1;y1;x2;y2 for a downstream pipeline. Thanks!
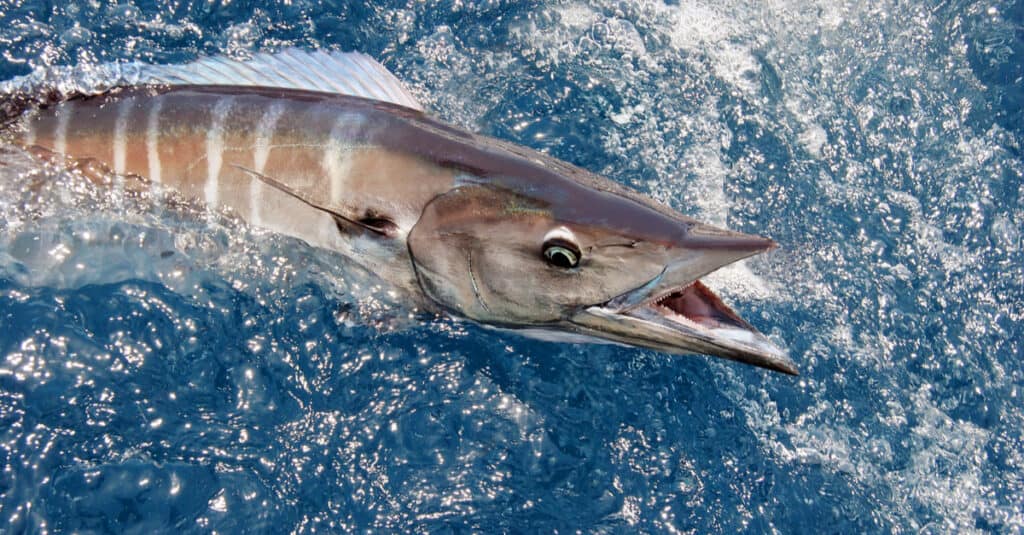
467;249;491;314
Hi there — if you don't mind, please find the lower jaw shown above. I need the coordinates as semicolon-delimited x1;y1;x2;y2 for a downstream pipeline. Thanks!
577;298;797;374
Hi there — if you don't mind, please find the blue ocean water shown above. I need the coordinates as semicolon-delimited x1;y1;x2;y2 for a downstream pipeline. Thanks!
0;0;1022;532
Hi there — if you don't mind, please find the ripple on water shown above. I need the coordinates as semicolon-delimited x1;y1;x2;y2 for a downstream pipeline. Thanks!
1;0;1023;531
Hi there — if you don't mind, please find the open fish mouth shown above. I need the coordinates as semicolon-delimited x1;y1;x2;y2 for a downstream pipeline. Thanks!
571;273;799;375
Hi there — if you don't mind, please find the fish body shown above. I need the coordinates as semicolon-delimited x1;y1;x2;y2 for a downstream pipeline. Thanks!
17;86;459;304
1;51;798;375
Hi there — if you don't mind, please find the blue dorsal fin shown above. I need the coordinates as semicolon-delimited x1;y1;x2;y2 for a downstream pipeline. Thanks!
1;49;424;113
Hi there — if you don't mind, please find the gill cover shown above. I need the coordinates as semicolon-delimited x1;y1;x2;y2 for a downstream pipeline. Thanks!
407;184;670;325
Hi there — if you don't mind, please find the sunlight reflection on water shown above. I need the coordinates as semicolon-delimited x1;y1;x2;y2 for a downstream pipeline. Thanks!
0;0;1022;532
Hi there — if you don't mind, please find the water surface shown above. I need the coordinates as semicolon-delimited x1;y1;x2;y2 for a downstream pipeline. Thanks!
0;0;1022;531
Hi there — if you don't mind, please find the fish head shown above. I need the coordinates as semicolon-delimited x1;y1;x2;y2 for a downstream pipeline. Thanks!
407;178;797;375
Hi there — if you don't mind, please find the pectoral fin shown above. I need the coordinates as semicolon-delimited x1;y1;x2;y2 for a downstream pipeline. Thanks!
231;164;397;237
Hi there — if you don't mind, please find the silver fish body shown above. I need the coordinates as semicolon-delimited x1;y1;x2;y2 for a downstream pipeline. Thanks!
1;51;798;375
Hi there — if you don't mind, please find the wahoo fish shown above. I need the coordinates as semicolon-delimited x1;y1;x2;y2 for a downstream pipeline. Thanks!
0;50;798;375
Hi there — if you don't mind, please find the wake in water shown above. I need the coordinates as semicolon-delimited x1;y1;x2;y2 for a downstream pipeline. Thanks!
0;145;406;326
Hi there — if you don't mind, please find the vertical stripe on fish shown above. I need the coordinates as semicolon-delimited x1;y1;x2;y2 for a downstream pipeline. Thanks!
251;101;285;226
113;97;131;175
53;103;71;155
205;96;234;206
146;97;163;184
22;114;36;146
323;112;362;205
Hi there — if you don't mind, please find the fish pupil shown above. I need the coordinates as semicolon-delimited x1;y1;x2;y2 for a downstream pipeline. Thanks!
542;239;581;269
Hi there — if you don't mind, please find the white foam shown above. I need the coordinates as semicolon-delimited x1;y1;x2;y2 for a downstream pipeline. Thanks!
798;123;827;157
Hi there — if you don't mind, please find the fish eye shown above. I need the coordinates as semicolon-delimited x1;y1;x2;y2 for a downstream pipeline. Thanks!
542;238;581;269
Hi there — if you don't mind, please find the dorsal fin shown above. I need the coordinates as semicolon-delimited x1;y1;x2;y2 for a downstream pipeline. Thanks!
1;49;424;115
138;50;424;111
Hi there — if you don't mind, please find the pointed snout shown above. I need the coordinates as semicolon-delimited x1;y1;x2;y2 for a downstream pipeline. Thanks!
572;218;795;375
679;222;776;253
635;223;777;310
